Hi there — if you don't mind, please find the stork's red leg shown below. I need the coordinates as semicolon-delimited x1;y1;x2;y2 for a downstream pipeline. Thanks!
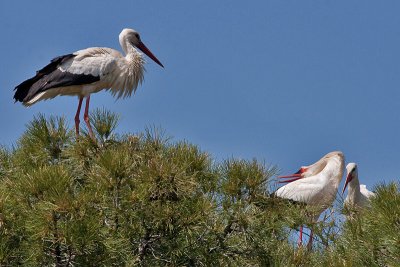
75;97;84;136
297;225;303;247
84;95;94;138
307;229;314;250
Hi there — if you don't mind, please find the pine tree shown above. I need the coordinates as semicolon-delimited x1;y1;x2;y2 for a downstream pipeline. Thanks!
0;110;398;266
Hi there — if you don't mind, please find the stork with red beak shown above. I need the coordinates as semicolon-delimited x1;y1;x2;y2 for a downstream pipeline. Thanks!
274;151;345;249
342;163;375;208
14;28;164;138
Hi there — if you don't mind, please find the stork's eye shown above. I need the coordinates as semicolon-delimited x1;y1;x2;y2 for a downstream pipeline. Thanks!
134;33;140;40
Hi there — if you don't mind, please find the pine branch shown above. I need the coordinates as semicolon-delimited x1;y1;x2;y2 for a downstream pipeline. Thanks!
52;210;63;267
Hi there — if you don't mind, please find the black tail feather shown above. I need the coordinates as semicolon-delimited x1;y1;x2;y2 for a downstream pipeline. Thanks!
14;54;75;103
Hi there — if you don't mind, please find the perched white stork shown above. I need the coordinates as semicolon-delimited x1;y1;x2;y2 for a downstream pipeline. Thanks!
14;28;164;137
342;163;375;208
274;151;345;248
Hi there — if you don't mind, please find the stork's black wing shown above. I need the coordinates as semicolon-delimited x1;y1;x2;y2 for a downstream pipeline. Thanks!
14;53;100;103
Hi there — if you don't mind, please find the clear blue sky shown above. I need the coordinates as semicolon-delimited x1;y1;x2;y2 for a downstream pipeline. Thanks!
1;1;399;190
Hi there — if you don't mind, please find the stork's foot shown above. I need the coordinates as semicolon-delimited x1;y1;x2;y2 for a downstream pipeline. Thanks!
306;241;313;250
75;96;84;138
75;118;80;137
84;114;94;139
82;95;95;139
306;231;314;251
297;226;303;247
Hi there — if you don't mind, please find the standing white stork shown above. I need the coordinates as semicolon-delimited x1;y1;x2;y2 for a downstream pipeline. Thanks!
342;163;375;208
14;28;164;137
274;151;344;249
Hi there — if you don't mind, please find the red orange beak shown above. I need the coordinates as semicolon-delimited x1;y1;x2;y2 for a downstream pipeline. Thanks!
137;41;164;68
342;173;352;194
278;167;307;183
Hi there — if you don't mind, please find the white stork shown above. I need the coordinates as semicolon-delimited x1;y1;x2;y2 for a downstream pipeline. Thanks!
275;151;345;248
342;163;375;208
14;28;164;137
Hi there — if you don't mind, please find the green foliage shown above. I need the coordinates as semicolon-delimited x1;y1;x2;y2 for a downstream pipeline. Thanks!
0;111;398;266
89;108;120;143
329;183;400;267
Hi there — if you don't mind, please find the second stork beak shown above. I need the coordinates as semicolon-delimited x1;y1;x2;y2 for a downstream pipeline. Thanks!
342;173;352;194
137;41;164;68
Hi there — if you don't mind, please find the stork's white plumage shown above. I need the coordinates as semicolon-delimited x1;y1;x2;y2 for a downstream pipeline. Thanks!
342;163;375;208
14;28;163;137
276;151;344;206
275;151;345;248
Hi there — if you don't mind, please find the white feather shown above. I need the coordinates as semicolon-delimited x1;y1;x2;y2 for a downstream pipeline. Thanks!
276;151;344;215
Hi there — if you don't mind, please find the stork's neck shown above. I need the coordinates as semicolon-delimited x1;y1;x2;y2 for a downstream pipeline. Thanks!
120;39;135;56
120;39;144;69
347;175;361;201
320;156;344;188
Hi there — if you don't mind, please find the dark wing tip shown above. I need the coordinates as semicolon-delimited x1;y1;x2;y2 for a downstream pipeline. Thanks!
13;54;76;103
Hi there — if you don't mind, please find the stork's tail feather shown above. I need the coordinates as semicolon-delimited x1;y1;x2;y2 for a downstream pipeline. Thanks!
13;54;75;103
14;78;36;103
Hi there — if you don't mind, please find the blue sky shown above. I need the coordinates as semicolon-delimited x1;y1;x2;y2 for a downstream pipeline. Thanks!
1;1;399;190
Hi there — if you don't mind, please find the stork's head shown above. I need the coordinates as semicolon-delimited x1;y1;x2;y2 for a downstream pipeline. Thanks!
342;163;358;194
119;28;164;68
278;151;344;184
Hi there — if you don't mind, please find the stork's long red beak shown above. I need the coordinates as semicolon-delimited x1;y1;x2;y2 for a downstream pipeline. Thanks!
278;167;307;183
342;173;352;194
137;42;164;68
